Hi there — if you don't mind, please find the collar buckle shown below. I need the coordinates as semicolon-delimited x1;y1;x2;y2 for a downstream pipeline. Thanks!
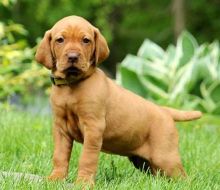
50;75;56;85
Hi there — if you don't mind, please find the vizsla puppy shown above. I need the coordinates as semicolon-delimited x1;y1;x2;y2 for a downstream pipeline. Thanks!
35;16;202;186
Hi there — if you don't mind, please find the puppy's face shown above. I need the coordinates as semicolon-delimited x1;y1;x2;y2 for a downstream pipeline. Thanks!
52;23;95;77
35;16;109;79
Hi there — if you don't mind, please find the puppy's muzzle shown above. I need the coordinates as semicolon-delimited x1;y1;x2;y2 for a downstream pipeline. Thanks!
64;52;82;76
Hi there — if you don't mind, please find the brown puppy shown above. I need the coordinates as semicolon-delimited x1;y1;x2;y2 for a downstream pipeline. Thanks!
35;16;202;186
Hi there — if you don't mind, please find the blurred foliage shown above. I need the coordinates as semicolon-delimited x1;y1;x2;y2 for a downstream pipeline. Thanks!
117;31;220;114
1;0;220;74
0;0;220;108
0;20;49;102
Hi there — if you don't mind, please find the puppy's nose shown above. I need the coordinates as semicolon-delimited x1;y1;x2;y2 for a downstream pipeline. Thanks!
67;52;79;64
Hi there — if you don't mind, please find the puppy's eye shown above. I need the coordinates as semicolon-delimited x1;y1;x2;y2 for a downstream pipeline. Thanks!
82;37;91;44
56;37;64;43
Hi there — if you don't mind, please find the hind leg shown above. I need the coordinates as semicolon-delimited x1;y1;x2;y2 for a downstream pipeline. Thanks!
128;116;186;178
128;150;185;177
128;149;186;177
149;120;186;178
150;151;186;178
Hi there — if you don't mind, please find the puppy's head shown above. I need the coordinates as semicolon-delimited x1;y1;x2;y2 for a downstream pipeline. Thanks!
35;16;109;79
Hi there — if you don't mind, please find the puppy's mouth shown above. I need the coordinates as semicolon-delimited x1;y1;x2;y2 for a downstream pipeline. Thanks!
65;67;81;76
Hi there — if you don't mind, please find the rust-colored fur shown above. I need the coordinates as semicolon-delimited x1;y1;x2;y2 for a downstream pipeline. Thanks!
35;16;202;186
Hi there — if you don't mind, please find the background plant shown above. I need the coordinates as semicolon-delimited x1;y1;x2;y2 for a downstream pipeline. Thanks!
0;20;49;103
116;31;220;114
1;0;220;111
1;0;220;74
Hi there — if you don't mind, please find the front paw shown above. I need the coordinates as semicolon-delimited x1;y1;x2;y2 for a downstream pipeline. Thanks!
75;176;95;189
47;170;67;181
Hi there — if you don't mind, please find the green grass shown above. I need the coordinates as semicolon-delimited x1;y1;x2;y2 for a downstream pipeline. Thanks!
0;107;220;190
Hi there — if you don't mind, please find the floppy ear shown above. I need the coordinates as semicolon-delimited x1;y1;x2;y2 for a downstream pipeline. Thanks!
35;30;54;69
94;28;110;64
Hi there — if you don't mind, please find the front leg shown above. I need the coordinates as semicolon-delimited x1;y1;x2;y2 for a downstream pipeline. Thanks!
48;117;73;180
76;118;105;186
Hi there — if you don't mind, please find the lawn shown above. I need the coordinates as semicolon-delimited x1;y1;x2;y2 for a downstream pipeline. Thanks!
0;107;219;190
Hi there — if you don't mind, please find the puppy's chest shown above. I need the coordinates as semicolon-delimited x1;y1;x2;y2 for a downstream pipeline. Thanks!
65;109;84;143
52;95;84;143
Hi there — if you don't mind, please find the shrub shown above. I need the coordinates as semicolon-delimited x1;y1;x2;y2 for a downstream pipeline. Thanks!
0;21;49;103
116;31;220;114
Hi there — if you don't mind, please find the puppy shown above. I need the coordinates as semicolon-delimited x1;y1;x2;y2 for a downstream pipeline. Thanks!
35;16;202;186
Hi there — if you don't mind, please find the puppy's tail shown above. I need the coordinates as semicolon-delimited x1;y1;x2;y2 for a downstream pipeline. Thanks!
162;106;202;122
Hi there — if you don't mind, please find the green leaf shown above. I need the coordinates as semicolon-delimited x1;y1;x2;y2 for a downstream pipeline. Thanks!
169;59;198;100
138;76;169;99
212;102;220;115
178;31;198;66
170;31;198;73
120;54;145;75
164;44;176;66
117;65;146;97
208;81;220;103
137;39;165;60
